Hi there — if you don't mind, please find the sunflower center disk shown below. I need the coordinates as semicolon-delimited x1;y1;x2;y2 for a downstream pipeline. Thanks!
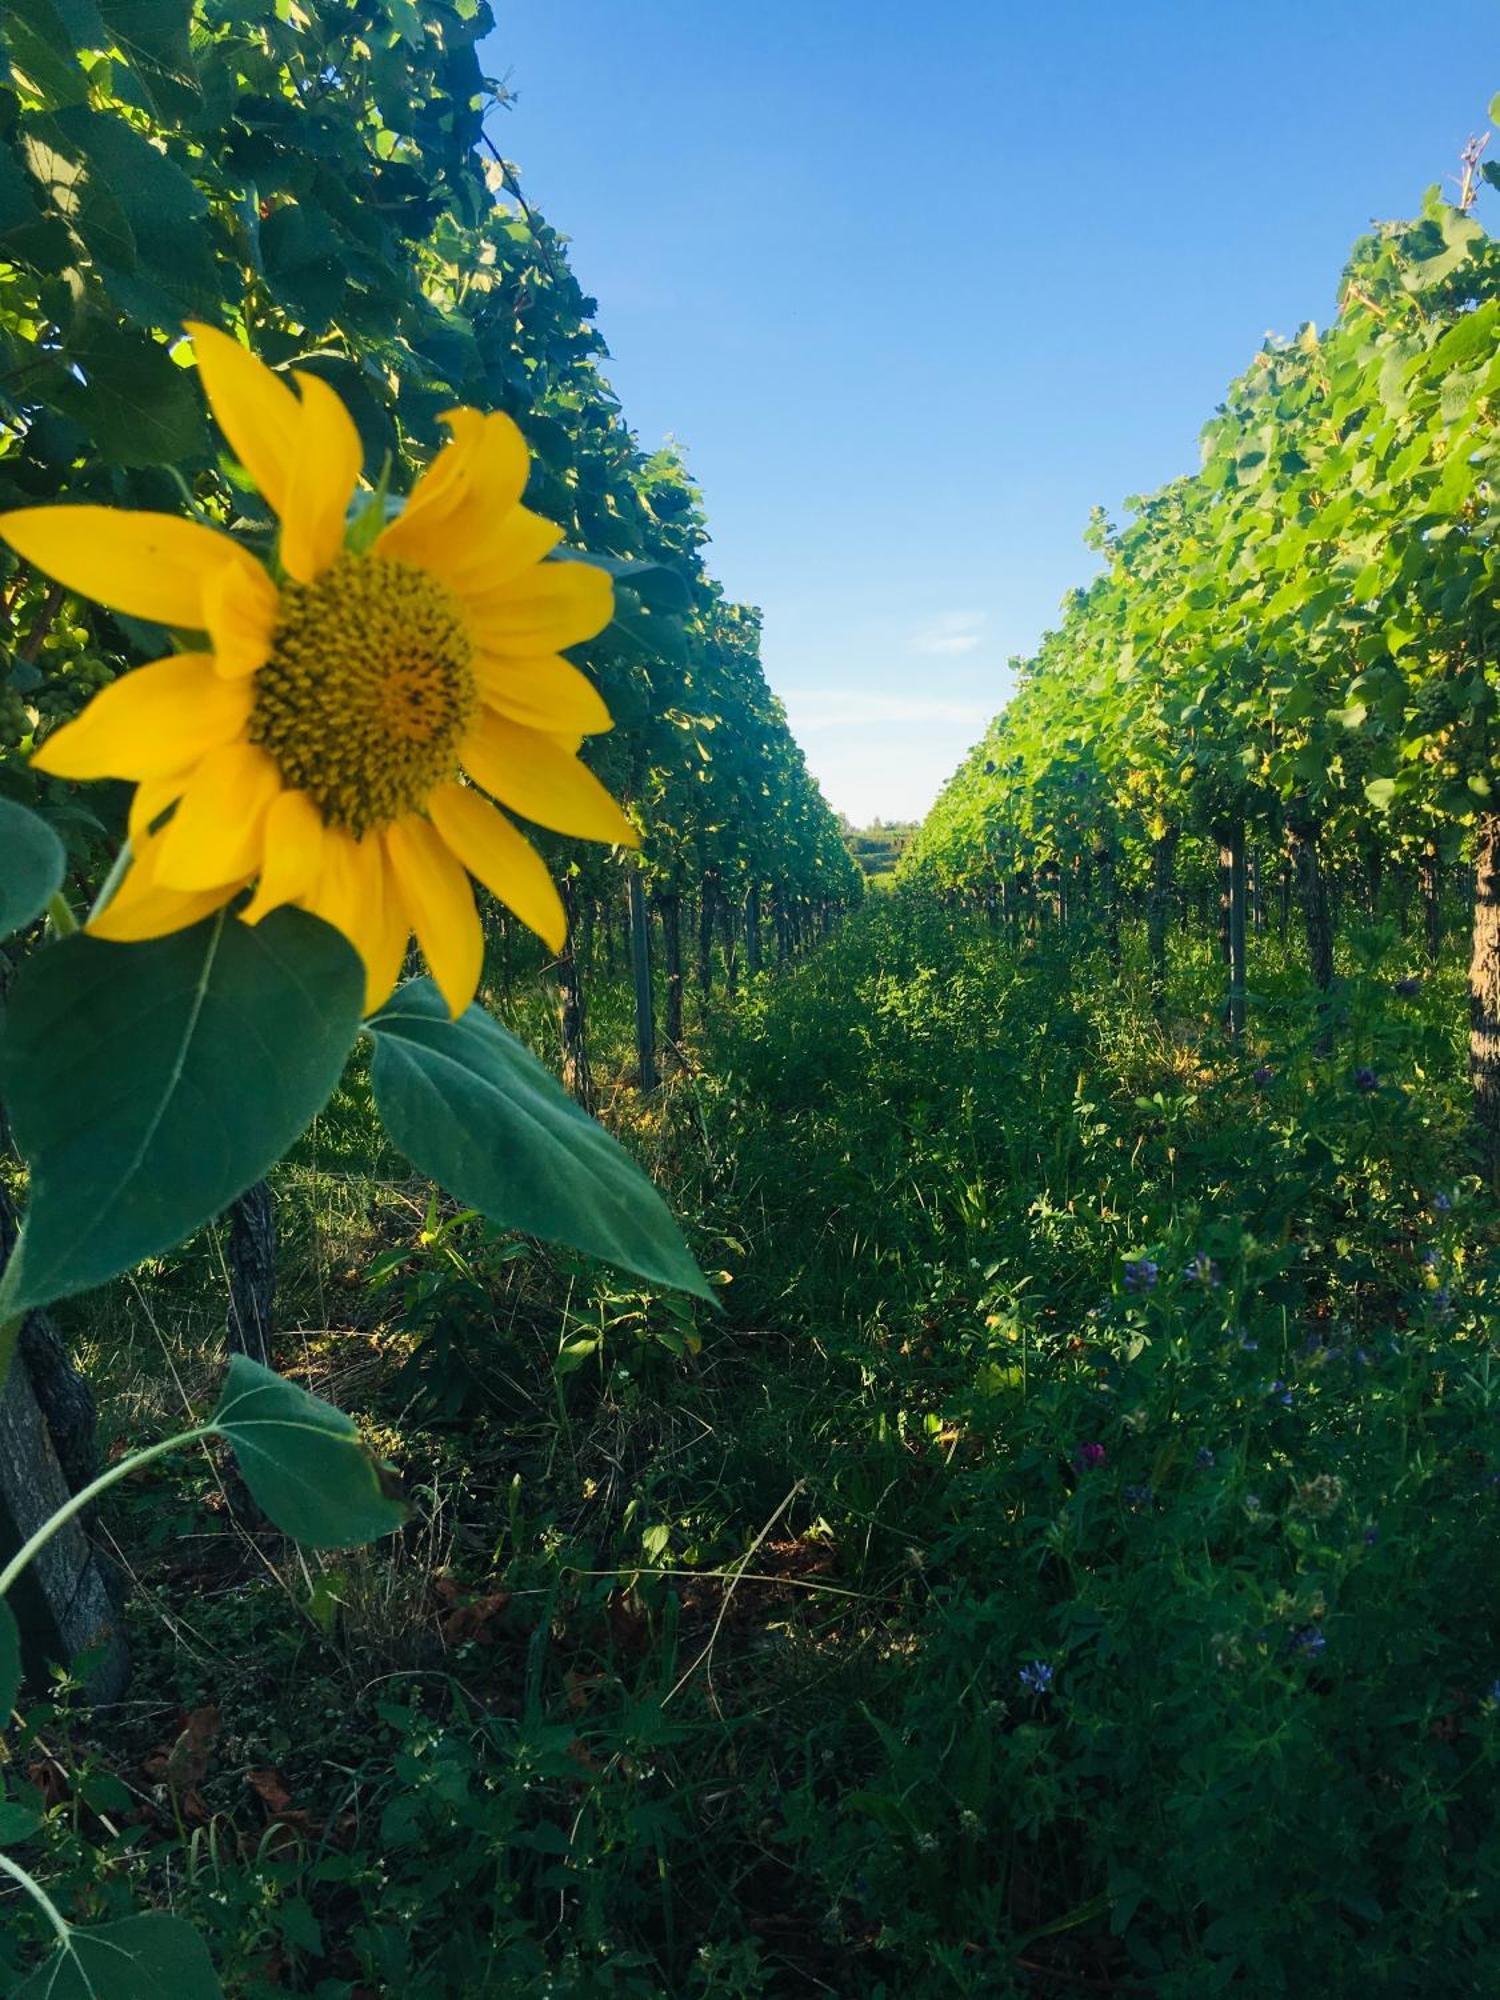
250;553;476;836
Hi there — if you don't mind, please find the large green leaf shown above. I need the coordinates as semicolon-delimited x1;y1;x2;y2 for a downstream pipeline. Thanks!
0;911;363;1331
211;1356;406;1549
0;1799;42;1843
367;980;712;1300
0;1600;20;1718
13;1914;220;2000
0;800;65;942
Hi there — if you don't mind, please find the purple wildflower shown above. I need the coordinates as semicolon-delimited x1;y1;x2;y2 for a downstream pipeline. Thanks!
1252;1065;1276;1088
1123;1257;1158;1295
1363;1525;1379;1547
1394;976;1422;999
1354;1067;1379;1093
1073;1442;1106;1471
1185;1252;1222;1288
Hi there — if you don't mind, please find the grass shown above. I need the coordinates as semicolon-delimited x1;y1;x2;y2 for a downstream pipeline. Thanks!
5;893;1500;1997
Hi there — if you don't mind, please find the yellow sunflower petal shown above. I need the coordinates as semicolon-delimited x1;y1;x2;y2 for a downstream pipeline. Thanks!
472;651;613;737
460;711;638;848
303;829;409;1014
376;408;530;574
240;789;325;924
31;653;252;781
433;505;564;601
357;836;411;1014
427;782;566;954
383;814;483;1018
462;558;614;659
152;741;282;892
88;839;243;943
203;557;280;678
128;770;191;842
187;322;300;516
278;371;362;584
0;507;262;629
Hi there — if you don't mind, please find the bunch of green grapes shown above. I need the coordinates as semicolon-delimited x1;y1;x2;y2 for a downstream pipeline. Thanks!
0;683;29;749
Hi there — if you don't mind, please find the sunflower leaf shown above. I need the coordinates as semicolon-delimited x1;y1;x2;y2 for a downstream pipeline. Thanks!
12;1913;221;2000
366;980;713;1300
0;799;65;941
210;1355;406;1549
0;910;363;1340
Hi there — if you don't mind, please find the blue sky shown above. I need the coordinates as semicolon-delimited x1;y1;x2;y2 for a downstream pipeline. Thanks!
485;3;1497;825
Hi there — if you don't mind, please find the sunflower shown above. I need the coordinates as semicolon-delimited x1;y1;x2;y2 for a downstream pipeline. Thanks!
0;324;635;1015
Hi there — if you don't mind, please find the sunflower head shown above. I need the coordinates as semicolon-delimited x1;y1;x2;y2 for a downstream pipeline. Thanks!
0;324;636;1016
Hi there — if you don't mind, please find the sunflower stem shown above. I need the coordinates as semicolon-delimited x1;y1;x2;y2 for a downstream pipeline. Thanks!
86;840;134;925
0;1852;72;1948
0;1426;214;1599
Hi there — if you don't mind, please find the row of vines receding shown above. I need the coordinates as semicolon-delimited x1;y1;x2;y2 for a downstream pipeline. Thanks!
902;140;1500;1168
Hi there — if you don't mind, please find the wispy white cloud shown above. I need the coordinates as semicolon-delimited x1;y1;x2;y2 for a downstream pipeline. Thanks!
910;610;987;657
780;689;992;732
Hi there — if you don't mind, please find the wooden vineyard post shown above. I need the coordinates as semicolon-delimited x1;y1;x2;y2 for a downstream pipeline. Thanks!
721;888;739;1001
1228;823;1247;1039
556;877;595;1112
1421;839;1442;963
1147;828;1177;1012
1095;842;1121;969
627;865;658;1092
658;888;685;1056
697;871;717;1005
745;883;763;976
226;1180;276;1367
0;1186;126;1703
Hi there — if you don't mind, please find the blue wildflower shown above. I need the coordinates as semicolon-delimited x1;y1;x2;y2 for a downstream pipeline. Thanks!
1018;1660;1054;1694
1185;1252;1222;1288
1363;1525;1379;1547
1433;1190;1453;1214
1286;1626;1326;1658
1196;1446;1216;1469
1354;1067;1379;1093
1252;1065;1275;1088
1123;1257;1159;1295
1123;1484;1153;1510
